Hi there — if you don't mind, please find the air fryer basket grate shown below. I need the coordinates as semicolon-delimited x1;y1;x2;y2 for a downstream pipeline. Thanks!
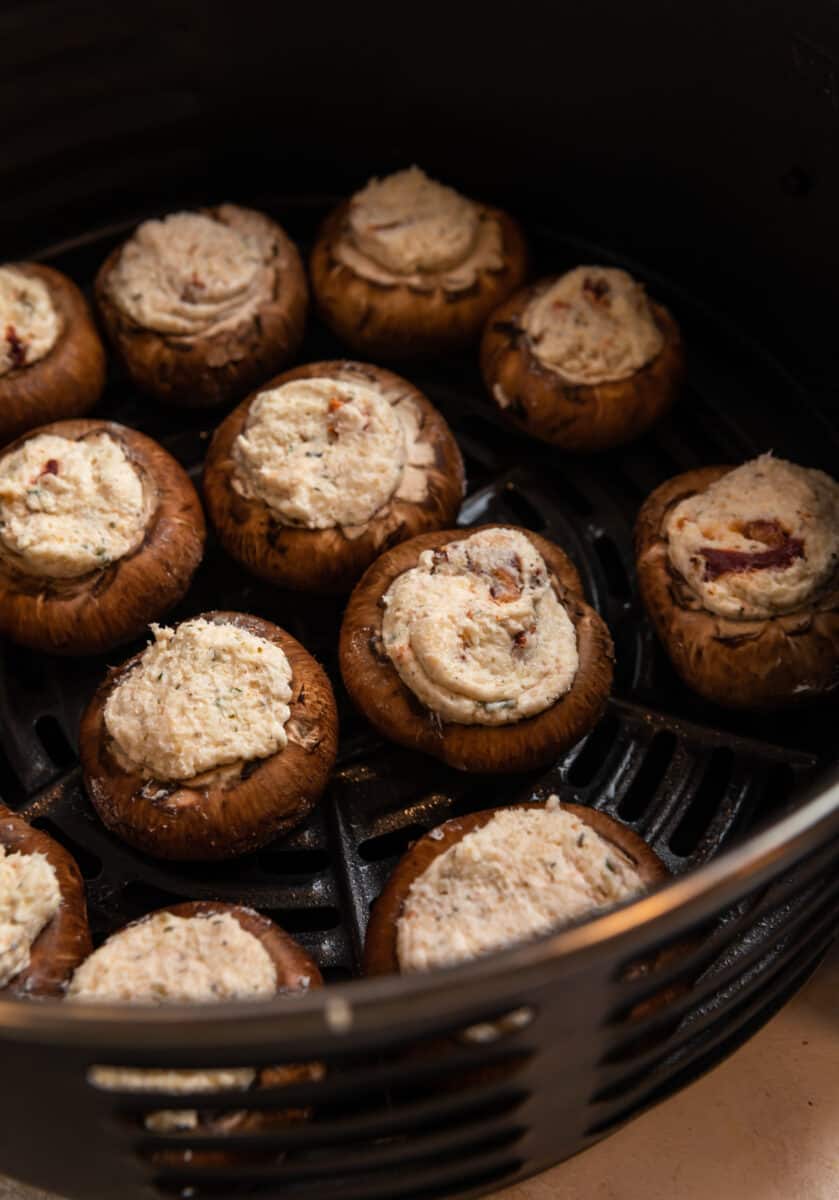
0;202;837;1200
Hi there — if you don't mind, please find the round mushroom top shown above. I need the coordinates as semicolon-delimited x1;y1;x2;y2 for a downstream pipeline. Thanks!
666;454;839;620
0;267;61;377
396;798;646;972
381;527;579;725
0;845;61;988
0;432;152;579
107;206;278;337
104;618;293;781
68;910;278;1003
335;166;504;293
232;373;436;531
523;266;664;385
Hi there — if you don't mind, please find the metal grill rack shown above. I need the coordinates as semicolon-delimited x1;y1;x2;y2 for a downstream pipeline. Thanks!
0;204;836;1200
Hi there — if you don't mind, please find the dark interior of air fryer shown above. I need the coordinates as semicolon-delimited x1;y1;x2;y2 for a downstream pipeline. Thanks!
2;6;839;1200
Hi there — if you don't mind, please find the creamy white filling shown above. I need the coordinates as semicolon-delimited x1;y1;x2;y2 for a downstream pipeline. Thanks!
523;266;663;385
397;799;645;972
0;433;150;579
0;267;61;377
68;911;278;1003
335;166;503;292
108;207;277;337
73;910;278;1124
232;377;407;529
104;618;293;781
666;454;839;619
381;528;578;725
0;845;61;988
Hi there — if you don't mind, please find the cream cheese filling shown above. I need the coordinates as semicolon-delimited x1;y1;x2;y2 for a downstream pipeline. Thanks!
523;266;663;385
68;911;278;1003
0;267;61;377
0;432;150;579
666;454;839;619
108;207;277;337
104;618;293;781
381;527;578;725
397;799;646;972
0;846;61;988
335;166;503;293
232;377;409;529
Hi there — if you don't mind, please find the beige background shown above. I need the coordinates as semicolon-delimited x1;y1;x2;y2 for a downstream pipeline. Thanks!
3;944;837;1200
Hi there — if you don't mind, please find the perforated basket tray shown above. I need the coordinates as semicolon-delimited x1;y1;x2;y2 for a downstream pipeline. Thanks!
0;202;837;1200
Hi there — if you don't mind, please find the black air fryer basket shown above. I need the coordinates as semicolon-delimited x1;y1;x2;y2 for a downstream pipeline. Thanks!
1;5;839;1199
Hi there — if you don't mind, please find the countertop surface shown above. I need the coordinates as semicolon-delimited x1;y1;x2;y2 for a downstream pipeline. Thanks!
3;943;838;1200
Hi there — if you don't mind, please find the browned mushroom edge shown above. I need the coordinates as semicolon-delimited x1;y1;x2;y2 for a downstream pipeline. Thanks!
94;207;308;408
364;801;668;977
339;524;614;773
0;803;92;998
85;901;324;1164
203;359;466;594
0;262;106;446
635;466;839;709
480;281;684;453
0;418;206;655
310;200;528;360
80;612;339;860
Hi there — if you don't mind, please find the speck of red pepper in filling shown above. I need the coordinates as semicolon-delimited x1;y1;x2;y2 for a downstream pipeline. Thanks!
4;325;27;368
42;459;59;476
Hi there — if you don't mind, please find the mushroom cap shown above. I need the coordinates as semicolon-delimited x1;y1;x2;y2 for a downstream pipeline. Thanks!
0;418;206;655
339;524;614;772
635;466;839;709
0;804;92;998
109;901;324;1165
480;281;684;452
364;801;667;976
0;262;106;445
80;611;339;860
94;206;308;408
203;360;466;594
310;200;527;360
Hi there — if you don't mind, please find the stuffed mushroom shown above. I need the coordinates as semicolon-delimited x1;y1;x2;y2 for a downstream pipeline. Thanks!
0;262;105;444
310;166;527;360
0;804;92;998
95;205;307;407
635;454;839;709
80;612;338;860
69;901;323;1163
365;796;666;976
203;360;466;593
480;266;683;452
339;524;614;772
0;418;205;655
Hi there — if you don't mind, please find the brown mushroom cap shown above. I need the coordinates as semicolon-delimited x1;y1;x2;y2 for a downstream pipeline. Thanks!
635;466;839;709
339;524;614;773
0;263;106;446
80;611;339;860
310;200;527;360
480;280;684;453
0;418;206;655
79;901;324;1165
94;206;308;408
364;801;667;976
0;804;92;998
203;360;466;594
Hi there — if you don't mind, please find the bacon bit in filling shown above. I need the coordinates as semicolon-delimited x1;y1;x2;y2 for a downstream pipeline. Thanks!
31;458;60;485
700;521;805;581
4;325;27;369
489;564;523;602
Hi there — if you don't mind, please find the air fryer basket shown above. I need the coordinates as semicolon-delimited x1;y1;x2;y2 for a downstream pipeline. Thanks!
3;6;839;1199
0;203;836;1200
